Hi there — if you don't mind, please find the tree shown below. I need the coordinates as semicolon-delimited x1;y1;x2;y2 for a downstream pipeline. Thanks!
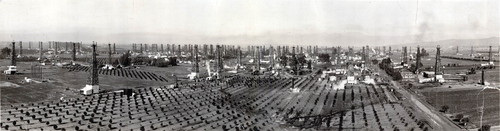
1;47;11;58
318;53;330;62
119;51;132;66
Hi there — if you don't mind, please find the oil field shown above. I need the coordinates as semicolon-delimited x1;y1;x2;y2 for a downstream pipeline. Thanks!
0;40;498;131
1;0;499;131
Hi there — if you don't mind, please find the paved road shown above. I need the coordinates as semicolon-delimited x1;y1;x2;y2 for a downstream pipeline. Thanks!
376;67;461;130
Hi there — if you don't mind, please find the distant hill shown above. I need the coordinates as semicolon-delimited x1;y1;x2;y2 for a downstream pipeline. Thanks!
400;37;499;48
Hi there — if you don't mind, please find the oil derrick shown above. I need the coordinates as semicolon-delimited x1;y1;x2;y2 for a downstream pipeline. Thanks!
415;46;421;74
145;44;148;53
140;43;143;54
54;42;58;55
19;41;22;56
256;46;261;71
155;44;159;53
270;46;274;69
292;47;298;75
470;46;474;57
113;43;116;54
210;45;214;56
167;44;171;54
331;47;336;63
456;46;459;55
307;45;312;55
72;42;76;61
488;46;492;62
481;69;485;85
108;44;112;64
217;45;223;73
192;45;199;73
132;44;135;52
403;46;408;64
383;46;386;54
183;45;187;55
262;45;266;56
221;45;225;56
251;46;255;58
277;46;281;57
89;43;98;85
203;44;207;56
172;44;176;55
11;42;16;66
237;46;242;67
29;42;32;50
337;46;341;67
39;42;43;61
82;43;99;95
161;44;164;54
389;46;392;55
177;45;181;56
361;46;368;63
366;46;370;62
409;46;412;55
286;46;289;55
78;42;81;53
434;45;442;82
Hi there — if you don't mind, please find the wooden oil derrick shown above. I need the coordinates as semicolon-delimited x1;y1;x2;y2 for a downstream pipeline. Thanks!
88;43;99;85
416;46;421;74
434;45;441;82
108;43;112;64
72;42;76;61
11;42;16;66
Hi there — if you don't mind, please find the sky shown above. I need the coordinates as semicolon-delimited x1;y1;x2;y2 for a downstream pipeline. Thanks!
0;0;498;45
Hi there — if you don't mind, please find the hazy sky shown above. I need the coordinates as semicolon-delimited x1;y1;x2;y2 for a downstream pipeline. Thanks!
0;0;498;45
